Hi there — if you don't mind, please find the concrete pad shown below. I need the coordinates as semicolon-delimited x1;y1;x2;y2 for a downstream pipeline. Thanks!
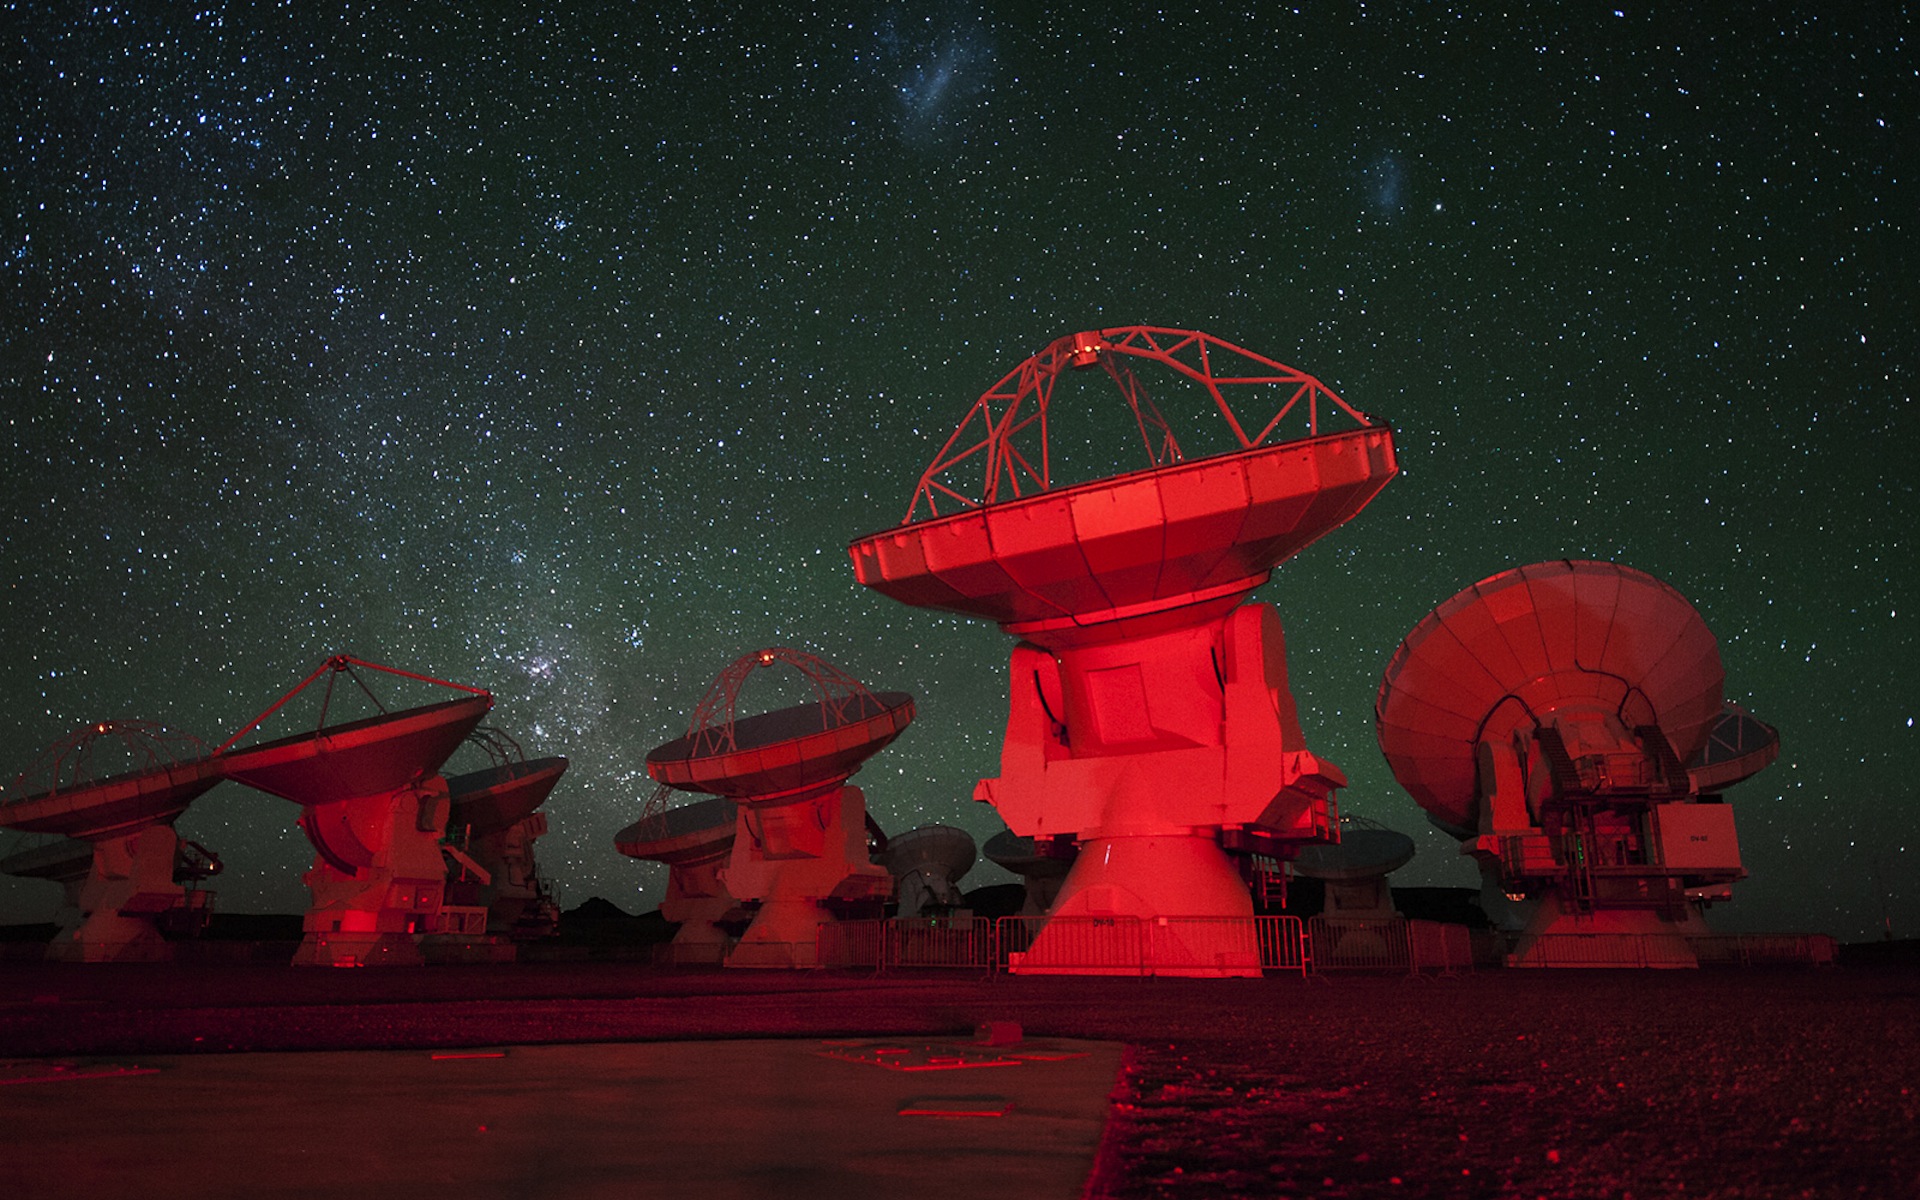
0;1036;1124;1200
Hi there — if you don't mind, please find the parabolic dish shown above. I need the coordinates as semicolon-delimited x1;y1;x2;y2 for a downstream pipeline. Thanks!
849;427;1397;634
0;836;95;882
645;692;915;804
614;796;739;864
1289;827;1416;882
1375;560;1724;833
445;756;569;838
0;755;224;842
220;694;493;807
881;824;977;881
1687;705;1781;793
982;830;1075;879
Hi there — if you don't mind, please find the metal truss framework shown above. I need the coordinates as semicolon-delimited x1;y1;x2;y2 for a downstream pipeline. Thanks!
680;647;883;759
906;325;1379;523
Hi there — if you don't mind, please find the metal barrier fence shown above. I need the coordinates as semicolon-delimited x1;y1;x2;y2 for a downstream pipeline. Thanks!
820;917;997;970
1408;919;1475;975
1000;915;1147;975
729;917;1838;972
1510;932;1700;968
1513;931;1839;968
709;918;1844;972
1308;917;1413;972
1000;915;1309;976
817;914;1308;976
1688;933;1838;966
1253;915;1311;976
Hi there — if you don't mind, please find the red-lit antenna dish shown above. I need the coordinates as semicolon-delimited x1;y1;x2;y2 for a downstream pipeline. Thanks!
445;758;569;839
645;648;914;804
0;836;94;884
218;656;492;807
982;830;1075;880
982;829;1077;916
615;795;738;865
0;721;223;842
1688;705;1782;793
849;326;1397;641
1290;823;1416;883
1375;560;1724;833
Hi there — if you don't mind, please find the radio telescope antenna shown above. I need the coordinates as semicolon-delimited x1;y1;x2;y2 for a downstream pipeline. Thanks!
615;789;741;962
982;830;1077;916
643;648;908;968
0;720;224;961
881;824;977;918
851;326;1396;976
441;727;569;942
1375;560;1776;967
1291;815;1416;920
219;655;492;966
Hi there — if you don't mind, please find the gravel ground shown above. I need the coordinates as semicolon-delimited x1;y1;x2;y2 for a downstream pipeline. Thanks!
2;961;1914;1198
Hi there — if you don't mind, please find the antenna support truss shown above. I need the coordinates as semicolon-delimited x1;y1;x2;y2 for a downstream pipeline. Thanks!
904;325;1377;523
681;648;882;759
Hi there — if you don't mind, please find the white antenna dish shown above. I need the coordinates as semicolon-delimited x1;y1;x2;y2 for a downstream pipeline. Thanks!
1291;817;1415;920
1375;560;1776;967
983;830;1076;915
881;824;977;918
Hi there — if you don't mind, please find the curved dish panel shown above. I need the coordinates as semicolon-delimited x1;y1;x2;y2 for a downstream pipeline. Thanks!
0;756;224;841
445;757;569;838
1376;560;1724;831
221;694;493;807
882;824;977;880
850;428;1396;630
1289;827;1416;882
615;796;738;865
646;692;915;803
982;830;1075;879
0;836;96;881
1687;705;1781;793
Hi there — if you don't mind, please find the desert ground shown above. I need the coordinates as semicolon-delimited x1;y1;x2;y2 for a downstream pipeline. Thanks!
2;956;1914;1198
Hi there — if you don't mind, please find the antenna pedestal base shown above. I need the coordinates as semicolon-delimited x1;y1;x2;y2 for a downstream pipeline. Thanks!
1504;892;1712;968
1011;833;1261;978
46;920;169;963
720;785;891;969
290;781;452;968
660;861;739;961
726;896;833;968
982;603;1342;977
292;930;426;968
447;813;557;940
47;825;185;963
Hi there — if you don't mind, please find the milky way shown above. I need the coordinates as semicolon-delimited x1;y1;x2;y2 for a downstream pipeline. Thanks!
2;5;1911;939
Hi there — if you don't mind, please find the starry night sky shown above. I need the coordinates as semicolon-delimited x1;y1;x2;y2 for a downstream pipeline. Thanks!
3;4;1912;940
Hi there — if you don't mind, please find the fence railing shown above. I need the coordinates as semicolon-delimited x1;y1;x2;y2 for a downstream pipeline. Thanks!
1408;919;1475;975
1511;932;1699;968
1688;933;1838;966
817;914;1308;976
1512;930;1835;968
676;916;1837;973
820;916;998;970
1309;917;1413;972
1001;915;1148;975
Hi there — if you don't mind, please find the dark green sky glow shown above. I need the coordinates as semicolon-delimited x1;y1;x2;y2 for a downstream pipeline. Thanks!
2;4;1911;939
